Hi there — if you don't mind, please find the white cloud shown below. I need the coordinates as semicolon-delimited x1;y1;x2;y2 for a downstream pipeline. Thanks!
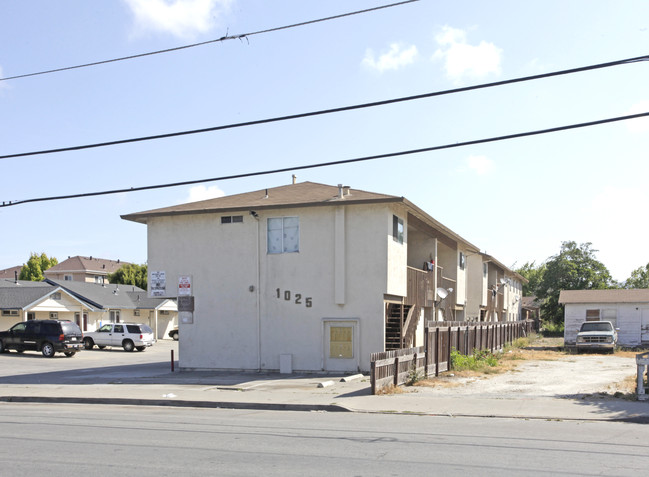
124;0;231;39
362;43;418;72
626;100;649;133
433;26;502;83
184;184;225;203
456;155;494;175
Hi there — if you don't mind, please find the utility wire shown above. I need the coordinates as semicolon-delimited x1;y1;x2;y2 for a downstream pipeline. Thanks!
1;54;647;161
2;110;647;208
0;0;418;82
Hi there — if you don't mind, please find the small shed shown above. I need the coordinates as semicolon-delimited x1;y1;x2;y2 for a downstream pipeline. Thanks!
559;289;649;347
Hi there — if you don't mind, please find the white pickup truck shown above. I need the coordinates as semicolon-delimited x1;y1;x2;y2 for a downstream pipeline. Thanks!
575;321;618;353
83;323;155;352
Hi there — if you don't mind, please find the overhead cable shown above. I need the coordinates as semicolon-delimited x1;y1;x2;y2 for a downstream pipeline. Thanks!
1;53;647;161
2;110;647;208
0;0;419;82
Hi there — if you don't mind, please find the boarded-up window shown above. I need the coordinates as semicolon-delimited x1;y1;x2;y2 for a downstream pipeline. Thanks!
329;326;353;359
585;309;600;321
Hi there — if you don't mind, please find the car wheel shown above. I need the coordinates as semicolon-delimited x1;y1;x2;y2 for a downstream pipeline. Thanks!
171;331;179;341
123;340;135;352
0;340;5;353
41;342;55;358
64;351;76;357
136;346;146;352
83;338;94;350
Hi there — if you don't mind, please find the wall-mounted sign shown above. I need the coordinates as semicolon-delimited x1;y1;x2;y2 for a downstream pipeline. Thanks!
178;275;192;296
150;271;166;297
178;295;195;312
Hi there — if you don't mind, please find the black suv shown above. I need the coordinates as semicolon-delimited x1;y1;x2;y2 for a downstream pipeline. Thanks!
0;320;83;357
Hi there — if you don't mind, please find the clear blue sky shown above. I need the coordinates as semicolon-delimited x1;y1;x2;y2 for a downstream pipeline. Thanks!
1;0;648;282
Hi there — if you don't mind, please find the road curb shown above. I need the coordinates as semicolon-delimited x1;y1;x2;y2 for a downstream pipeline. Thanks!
0;395;351;413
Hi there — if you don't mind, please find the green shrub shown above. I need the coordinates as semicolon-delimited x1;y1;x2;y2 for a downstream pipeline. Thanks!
451;348;499;371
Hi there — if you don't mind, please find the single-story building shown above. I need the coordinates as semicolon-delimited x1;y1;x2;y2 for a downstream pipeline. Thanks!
559;289;649;346
0;278;178;339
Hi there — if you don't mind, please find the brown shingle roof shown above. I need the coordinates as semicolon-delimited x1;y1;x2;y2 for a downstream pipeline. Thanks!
559;289;649;304
121;181;483;253
0;266;22;280
121;182;399;223
44;256;129;276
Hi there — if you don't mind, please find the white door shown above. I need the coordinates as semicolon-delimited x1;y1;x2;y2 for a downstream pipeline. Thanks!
641;309;649;343
324;320;358;372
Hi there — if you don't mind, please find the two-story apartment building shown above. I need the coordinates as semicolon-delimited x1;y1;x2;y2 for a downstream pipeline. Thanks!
123;181;523;373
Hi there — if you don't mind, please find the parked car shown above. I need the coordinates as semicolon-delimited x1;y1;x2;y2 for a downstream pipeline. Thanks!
576;321;618;353
0;320;83;357
169;327;179;340
83;323;155;352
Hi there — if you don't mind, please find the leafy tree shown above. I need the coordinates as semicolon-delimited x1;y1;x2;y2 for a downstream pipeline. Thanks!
19;252;58;281
536;241;614;326
513;261;545;296
624;263;649;289
108;263;148;290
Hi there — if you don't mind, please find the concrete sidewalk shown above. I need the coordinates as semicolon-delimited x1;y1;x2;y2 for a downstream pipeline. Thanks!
1;370;648;423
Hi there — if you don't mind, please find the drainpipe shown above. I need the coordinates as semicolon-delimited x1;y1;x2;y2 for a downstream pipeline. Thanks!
252;213;262;371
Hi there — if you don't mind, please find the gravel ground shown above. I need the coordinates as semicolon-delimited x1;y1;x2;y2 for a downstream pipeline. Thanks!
419;338;640;399
430;355;638;398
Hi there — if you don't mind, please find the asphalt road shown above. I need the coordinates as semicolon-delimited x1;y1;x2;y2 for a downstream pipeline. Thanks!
1;403;648;476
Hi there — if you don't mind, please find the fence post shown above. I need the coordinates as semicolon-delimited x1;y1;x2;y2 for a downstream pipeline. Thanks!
394;356;400;387
435;327;440;376
447;326;452;370
370;359;376;395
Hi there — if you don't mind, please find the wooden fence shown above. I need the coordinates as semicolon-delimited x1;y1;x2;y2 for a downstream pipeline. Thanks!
370;320;535;395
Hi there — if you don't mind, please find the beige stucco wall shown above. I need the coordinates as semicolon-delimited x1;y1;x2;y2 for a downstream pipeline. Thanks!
145;202;404;373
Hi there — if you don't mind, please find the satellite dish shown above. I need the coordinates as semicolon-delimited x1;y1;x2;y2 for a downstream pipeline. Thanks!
436;287;448;300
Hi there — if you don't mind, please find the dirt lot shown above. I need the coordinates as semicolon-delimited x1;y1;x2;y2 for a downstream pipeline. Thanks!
417;337;641;399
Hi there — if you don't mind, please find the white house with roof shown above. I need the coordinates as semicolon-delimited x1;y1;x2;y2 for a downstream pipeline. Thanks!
123;181;523;373
560;289;649;347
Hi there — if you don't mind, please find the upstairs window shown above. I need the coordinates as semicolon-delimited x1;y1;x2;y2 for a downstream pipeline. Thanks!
392;215;404;244
459;252;466;270
268;217;299;254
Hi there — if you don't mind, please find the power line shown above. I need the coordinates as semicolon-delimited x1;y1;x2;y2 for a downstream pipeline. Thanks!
1;54;647;161
2;110;647;208
0;0;419;82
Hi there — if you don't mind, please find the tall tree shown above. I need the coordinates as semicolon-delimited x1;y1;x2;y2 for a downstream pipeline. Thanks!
19;252;58;281
536;241;613;326
108;263;148;290
624;263;649;289
513;261;545;297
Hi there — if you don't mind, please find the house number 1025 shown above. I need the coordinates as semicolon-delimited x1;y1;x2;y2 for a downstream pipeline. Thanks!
276;288;313;307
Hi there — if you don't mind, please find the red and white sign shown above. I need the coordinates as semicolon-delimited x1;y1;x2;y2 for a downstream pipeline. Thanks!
178;275;192;296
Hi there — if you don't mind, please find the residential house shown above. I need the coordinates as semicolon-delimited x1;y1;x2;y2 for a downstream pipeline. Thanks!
122;181;523;373
0;278;177;339
559;289;649;346
44;256;130;285
0;266;22;281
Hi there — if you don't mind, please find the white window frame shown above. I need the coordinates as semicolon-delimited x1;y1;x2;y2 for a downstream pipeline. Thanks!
110;310;121;323
267;217;300;254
